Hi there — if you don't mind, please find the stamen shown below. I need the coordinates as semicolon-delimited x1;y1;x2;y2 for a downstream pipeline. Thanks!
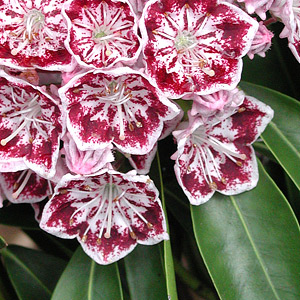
12;170;33;199
104;175;114;239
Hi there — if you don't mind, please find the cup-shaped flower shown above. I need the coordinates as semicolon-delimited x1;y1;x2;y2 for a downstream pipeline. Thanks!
140;0;258;98
0;0;74;71
0;170;53;204
0;71;64;178
59;67;179;155
40;168;168;264
63;0;141;69
172;96;273;205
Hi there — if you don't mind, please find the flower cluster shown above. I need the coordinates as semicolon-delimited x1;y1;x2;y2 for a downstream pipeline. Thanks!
3;0;298;265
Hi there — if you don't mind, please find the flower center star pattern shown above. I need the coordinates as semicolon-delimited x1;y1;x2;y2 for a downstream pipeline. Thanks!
140;0;258;98
40;169;168;265
63;0;141;69
0;0;73;70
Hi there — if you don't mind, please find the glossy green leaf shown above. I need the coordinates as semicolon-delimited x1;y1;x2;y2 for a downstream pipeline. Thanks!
191;161;300;299
240;81;300;191
156;151;178;300
51;247;123;300
1;245;66;300
124;244;168;300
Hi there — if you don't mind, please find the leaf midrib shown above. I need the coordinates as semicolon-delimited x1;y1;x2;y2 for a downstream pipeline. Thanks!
2;249;52;297
262;121;300;190
230;196;281;300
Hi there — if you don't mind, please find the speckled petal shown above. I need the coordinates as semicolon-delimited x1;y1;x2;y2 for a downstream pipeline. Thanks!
0;170;53;203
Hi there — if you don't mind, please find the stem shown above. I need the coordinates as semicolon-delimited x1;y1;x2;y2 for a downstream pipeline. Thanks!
156;150;178;300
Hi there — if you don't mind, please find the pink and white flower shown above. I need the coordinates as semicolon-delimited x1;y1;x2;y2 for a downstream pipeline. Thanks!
247;21;273;59
236;0;274;20
63;0;141;69
188;87;245;118
40;168;168;264
140;0;258;98
0;0;74;71
63;132;114;175
172;96;273;205
59;68;179;155
0;169;53;204
0;70;64;178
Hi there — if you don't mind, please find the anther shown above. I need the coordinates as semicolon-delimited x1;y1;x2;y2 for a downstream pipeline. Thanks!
82;235;87;242
236;161;243;167
119;134;125;140
29;137;33;143
147;222;153;229
60;189;68;195
129;122;134;131
82;185;92;191
105;50;112;56
152;30;158;35
69;219;74;226
238;107;246;113
209;181;217;190
146;179;152;184
97;238;102;245
73;88;80;94
221;177;227;185
136;122;142;128
130;231;137;239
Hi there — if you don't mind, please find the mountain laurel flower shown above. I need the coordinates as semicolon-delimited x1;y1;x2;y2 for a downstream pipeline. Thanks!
0;170;53;204
40;168;168;264
63;132;114;175
0;70;64;178
172;96;273;205
236;0;274;20
139;0;258;98
62;0;141;69
0;0;74;71
247;21;273;59
188;88;245;118
59;67;179;155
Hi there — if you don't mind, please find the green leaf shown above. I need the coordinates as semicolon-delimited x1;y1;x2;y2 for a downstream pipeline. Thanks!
191;161;300;300
51;247;123;300
0;236;7;250
240;81;300;191
1;245;66;300
124;244;168;300
156;151;178;300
